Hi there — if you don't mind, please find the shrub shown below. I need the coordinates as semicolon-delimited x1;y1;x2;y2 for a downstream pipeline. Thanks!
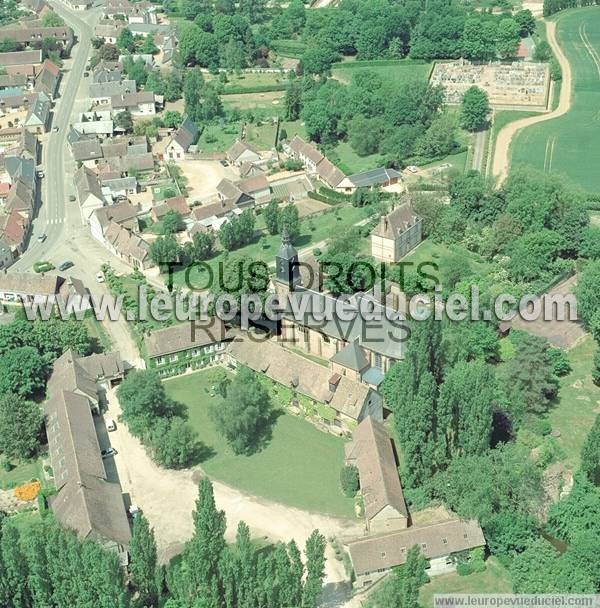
456;562;473;576
593;346;600;386
531;418;552;437
340;464;359;498
548;347;571;376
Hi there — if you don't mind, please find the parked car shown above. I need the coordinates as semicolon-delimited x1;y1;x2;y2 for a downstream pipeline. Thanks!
220;160;229;167
33;260;54;273
52;126;59;133
406;165;418;173
84;71;89;77
96;271;105;283
69;195;76;202
105;418;117;432
101;447;117;459
37;234;47;243
37;170;44;178
58;261;74;271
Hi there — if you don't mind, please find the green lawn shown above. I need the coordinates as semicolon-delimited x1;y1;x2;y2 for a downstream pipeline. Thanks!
546;336;600;469
419;558;513;605
198;123;242;153
330;141;385;175
0;459;44;490
172;204;369;288
84;316;112;352
511;7;600;193
332;59;433;86
164;368;355;517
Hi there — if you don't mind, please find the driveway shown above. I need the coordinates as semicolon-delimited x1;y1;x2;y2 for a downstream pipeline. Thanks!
177;160;238;202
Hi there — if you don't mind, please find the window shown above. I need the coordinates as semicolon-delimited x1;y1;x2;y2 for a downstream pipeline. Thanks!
442;538;448;545
374;353;382;369
421;543;427;550
169;354;178;362
380;552;386;558
157;356;166;366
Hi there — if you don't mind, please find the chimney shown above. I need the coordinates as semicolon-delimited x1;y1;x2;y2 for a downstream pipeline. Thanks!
328;373;341;393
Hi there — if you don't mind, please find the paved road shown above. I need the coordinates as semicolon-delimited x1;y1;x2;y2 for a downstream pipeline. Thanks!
12;0;101;270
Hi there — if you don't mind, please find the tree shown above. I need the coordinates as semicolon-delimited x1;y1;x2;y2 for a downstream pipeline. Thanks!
163;110;183;129
496;18;520;59
150;417;203;469
278;204;300;242
129;515;158;607
190;231;215;262
0;393;43;460
178;479;226;605
117;370;182;437
514;9;536;36
414;115;457;160
211;366;273;455
574;260;600;330
365;545;429;608
300;46;339;76
263;199;280;235
484;510;539;557
0;346;47;398
460;86;490;131
593;346;600;387
302;530;326;608
501;334;558;418
340;464;359;497
41;11;64;26
115;110;133;132
284;80;302;121
508;229;565;283
116;27;136;53
162;210;186;234
149;235;181;269
218;210;255;251
0;522;31;608
581;414;600;485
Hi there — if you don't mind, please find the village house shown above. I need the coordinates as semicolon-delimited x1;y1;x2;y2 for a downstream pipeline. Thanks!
151;195;190;222
103;221;151;269
92;61;122;84
23;92;51;133
33;59;60;99
0;237;14;269
215;178;255;209
145;320;230;373
94;20;125;44
75;165;105;222
0;74;30;92
227;139;261;166
287;135;346;189
0;26;74;53
90;199;140;243
0;270;64;304
345;416;408;533
72;111;114;138
44;350;131;554
370;203;422;263
164;116;198;161
337;167;403;194
0;209;28;255
89;79;136;105
110;91;157;116
101;175;137;200
347;519;486;587
235;175;271;205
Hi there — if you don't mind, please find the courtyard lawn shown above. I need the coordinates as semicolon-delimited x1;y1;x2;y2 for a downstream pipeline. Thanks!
0;459;44;490
330;141;386;175
171;203;369;288
164;368;355;517
546;336;600;469
419;558;513;605
331;59;433;86
511;7;600;193
206;71;290;94
197;123;242;153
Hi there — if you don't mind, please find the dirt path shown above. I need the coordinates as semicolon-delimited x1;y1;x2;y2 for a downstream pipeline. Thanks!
491;19;573;183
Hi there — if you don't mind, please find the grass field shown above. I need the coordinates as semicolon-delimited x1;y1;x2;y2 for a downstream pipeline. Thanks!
0;459;43;490
164;369;355;517
330;141;386;175
331;59;433;85
510;7;600;192
547;336;600;469
419;558;513;604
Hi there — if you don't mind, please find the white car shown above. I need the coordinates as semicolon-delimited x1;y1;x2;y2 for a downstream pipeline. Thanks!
96;271;105;283
406;165;418;173
105;418;116;432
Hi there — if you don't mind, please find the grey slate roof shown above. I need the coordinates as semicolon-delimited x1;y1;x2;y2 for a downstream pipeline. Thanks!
331;340;370;372
70;135;103;162
75;166;104;203
0;271;64;296
170;116;198;151
347;167;402;188
89;79;136;100
0;49;42;66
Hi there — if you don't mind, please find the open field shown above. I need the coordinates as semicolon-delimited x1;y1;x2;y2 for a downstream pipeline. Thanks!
222;90;286;110
332;59;432;85
419;558;513;603
511;8;600;192
330;141;385;175
547;335;600;469
0;459;44;490
164;368;355;517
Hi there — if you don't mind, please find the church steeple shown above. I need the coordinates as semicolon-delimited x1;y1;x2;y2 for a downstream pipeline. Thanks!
275;228;301;291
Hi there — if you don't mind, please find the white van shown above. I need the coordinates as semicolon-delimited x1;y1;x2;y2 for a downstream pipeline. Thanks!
105;418;116;432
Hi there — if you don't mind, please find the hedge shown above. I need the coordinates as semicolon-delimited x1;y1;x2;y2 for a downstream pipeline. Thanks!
307;191;343;206
331;58;429;69
220;83;288;95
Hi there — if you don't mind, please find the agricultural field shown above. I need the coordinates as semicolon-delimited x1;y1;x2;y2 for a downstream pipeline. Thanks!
331;59;433;85
164;368;355;517
510;7;600;193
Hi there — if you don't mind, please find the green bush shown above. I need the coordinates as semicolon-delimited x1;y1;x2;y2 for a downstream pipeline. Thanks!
340;464;359;498
548;347;571;376
456;562;473;576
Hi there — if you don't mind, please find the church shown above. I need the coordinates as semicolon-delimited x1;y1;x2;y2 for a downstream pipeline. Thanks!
272;230;409;390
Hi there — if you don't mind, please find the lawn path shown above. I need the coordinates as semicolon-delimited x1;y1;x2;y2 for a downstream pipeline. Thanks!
491;19;573;182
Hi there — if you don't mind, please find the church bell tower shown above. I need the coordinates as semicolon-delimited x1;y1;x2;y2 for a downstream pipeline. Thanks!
275;228;301;297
